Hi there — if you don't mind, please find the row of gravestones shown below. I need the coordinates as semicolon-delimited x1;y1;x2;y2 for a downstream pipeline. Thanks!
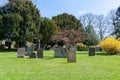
17;46;95;58
17;45;43;58
54;46;95;63
17;46;67;58
54;46;97;58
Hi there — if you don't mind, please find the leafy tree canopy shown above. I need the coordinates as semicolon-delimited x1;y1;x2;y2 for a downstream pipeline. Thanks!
52;13;84;31
0;0;41;47
85;25;99;45
113;6;120;38
52;13;87;47
40;17;58;45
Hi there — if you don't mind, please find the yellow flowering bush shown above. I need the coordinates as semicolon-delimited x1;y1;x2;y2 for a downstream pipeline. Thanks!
99;36;120;55
76;43;86;51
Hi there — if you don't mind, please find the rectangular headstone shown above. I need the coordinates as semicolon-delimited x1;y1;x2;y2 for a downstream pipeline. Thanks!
61;48;67;58
67;50;76;63
37;49;43;58
54;48;61;58
89;47;95;56
26;45;34;56
17;47;25;58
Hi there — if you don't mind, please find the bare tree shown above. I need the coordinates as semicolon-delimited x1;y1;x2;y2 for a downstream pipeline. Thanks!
80;13;99;45
79;13;96;28
95;9;117;40
80;11;117;41
95;15;107;40
108;9;117;22
106;9;117;35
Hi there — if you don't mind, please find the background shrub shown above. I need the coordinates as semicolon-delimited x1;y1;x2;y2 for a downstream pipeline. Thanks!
99;36;120;55
76;43;86;51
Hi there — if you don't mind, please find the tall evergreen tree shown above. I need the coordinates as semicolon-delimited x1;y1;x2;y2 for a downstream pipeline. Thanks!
52;13;84;31
0;15;4;44
40;17;58;45
0;0;41;47
85;25;99;45
113;6;120;38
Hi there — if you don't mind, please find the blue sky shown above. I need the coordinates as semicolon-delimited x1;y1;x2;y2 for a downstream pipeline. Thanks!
32;0;120;18
0;0;120;18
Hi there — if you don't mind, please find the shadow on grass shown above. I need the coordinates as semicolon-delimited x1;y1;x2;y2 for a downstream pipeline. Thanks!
44;56;67;61
77;51;87;54
0;49;17;52
95;51;107;56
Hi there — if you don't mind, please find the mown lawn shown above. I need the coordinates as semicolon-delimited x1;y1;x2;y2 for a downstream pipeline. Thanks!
0;50;120;80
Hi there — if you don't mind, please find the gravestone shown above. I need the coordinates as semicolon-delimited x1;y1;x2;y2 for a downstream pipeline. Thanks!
37;40;43;58
26;45;34;56
17;47;25;58
37;48;43;58
54;47;67;58
67;50;76;63
54;47;61;58
89;47;95;56
67;46;77;63
61;48;67;58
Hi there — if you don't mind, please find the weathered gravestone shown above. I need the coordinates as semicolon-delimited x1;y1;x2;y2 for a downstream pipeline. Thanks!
17;47;25;58
54;47;67;58
89;47;95;56
25;45;34;56
37;48;43;58
54;47;61;58
37;40;43;58
61;47;67;58
67;46;77;63
67;50;76;63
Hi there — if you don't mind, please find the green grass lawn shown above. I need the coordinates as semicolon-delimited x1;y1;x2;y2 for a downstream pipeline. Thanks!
0;50;120;80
